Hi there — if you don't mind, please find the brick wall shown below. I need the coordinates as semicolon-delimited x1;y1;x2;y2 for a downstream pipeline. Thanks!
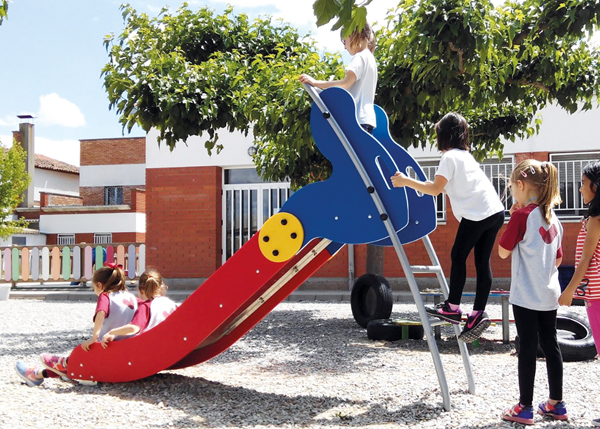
80;186;144;206
146;166;222;278
40;192;83;207
80;137;145;166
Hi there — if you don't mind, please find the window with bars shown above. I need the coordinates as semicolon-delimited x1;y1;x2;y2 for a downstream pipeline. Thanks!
551;152;600;219
94;233;112;244
57;234;75;245
411;156;514;221
104;186;123;205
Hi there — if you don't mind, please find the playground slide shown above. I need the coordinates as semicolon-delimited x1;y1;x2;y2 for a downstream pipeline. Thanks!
66;86;436;383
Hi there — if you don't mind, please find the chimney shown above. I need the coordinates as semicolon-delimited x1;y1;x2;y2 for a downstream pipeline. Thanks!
16;115;35;208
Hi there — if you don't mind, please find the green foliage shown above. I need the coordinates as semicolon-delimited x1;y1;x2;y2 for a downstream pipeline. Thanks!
327;0;600;160
104;1;600;188
0;0;8;25
103;3;343;187
0;142;30;239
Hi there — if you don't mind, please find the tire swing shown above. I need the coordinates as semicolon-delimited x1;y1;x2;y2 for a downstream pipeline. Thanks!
367;319;425;341
350;273;393;328
515;310;597;362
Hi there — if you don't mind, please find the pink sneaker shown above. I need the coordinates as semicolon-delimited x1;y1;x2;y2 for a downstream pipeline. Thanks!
40;353;69;379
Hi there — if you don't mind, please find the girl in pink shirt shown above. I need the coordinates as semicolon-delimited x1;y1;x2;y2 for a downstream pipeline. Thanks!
101;269;177;346
15;263;137;386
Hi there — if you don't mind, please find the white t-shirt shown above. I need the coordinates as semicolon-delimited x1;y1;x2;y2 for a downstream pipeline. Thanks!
435;149;505;221
346;48;377;127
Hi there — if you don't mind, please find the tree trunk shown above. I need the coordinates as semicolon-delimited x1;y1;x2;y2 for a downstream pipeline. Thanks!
365;244;384;276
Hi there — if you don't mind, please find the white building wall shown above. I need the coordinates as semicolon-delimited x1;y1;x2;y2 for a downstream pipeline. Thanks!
0;234;46;247
146;128;255;169
40;213;146;234
407;104;600;159
79;164;146;187
34;169;79;200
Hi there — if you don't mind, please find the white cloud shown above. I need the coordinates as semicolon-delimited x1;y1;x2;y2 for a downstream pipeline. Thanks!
0;133;80;167
37;93;86;128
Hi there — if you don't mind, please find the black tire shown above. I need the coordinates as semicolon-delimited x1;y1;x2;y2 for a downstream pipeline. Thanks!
367;319;424;341
350;274;393;328
555;310;597;362
514;310;597;362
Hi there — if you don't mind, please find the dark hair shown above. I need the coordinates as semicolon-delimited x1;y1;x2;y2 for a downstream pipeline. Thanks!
435;112;470;151
583;161;600;218
92;265;126;293
138;269;164;299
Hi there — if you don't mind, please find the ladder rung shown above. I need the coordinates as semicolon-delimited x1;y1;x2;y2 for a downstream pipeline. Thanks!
410;265;443;274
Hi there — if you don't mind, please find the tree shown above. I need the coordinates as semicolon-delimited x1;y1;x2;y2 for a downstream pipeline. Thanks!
103;4;342;188
317;0;600;160
0;0;7;26
0;142;30;239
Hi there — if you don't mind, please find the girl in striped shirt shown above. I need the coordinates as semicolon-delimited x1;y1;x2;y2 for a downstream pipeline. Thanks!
559;161;600;427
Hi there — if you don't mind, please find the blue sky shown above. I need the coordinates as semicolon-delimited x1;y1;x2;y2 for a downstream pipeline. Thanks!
0;0;396;166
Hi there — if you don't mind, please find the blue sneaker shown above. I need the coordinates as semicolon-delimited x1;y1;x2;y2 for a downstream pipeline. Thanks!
538;400;568;421
502;402;534;425
15;361;43;387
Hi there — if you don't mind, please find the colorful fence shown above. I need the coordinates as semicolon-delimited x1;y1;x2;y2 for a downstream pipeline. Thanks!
1;243;146;284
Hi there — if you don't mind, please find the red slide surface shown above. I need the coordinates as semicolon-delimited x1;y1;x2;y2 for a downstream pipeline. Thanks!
66;234;336;383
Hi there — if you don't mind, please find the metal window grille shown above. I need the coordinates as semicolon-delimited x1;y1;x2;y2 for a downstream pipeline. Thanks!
407;163;446;222
222;182;291;261
550;152;600;219
57;234;75;245
104;186;123;205
481;157;514;214
94;233;112;244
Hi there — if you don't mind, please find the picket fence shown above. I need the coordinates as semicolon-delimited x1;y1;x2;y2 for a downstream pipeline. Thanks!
1;244;146;285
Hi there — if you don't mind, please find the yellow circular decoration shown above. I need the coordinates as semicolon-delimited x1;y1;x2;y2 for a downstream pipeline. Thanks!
258;212;304;263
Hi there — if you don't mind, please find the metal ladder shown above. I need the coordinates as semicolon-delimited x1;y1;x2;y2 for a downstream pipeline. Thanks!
303;84;475;411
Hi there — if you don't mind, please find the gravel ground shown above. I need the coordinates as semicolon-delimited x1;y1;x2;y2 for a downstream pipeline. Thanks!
1;298;599;429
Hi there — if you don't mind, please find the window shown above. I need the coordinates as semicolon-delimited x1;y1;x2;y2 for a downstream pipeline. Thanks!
481;156;514;214
12;236;26;246
409;161;446;222
551;152;600;219
104;186;123;205
57;234;75;245
94;233;112;244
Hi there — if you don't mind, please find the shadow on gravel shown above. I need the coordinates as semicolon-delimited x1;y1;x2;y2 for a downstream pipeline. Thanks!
46;373;449;427
1;329;88;358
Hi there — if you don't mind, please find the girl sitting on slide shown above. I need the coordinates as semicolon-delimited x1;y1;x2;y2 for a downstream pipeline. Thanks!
15;263;137;386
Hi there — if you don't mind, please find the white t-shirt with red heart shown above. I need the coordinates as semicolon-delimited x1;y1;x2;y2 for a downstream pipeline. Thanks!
499;203;563;311
96;290;138;338
131;296;178;334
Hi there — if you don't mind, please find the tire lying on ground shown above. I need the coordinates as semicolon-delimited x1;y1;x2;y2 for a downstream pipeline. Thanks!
367;319;425;341
350;274;393;328
515;310;597;362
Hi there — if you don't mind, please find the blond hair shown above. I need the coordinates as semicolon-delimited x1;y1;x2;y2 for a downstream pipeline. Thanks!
510;159;561;224
138;269;164;300
344;22;376;53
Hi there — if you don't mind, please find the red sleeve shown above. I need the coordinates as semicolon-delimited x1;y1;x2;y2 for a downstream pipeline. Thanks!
499;208;529;251
557;245;563;259
130;301;151;331
94;293;110;321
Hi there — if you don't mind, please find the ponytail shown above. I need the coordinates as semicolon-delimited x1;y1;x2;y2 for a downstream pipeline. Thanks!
92;263;126;293
138;269;164;299
511;159;561;224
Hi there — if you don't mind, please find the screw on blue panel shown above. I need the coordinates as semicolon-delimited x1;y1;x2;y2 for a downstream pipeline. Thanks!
367;186;374;193
380;214;388;221
323;111;330;118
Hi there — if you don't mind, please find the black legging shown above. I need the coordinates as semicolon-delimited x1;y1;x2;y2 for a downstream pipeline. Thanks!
513;304;563;406
447;210;505;310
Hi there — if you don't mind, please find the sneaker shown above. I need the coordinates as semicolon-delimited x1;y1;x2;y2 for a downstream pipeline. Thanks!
425;300;462;324
40;353;69;379
458;311;491;342
538;400;568;420
592;417;600;426
15;361;43;387
502;403;534;425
